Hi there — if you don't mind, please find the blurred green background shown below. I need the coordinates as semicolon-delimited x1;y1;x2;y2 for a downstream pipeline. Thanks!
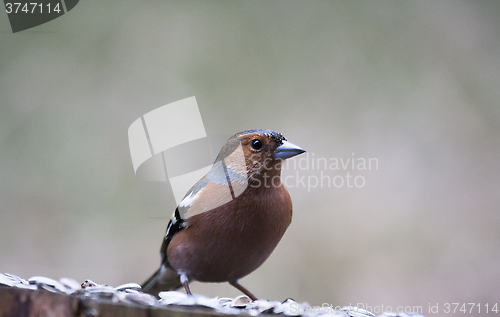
1;1;499;315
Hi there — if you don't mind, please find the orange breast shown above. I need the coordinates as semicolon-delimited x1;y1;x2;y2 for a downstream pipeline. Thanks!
167;184;292;282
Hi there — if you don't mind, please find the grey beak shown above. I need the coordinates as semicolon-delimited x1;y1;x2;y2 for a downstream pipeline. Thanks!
273;140;306;160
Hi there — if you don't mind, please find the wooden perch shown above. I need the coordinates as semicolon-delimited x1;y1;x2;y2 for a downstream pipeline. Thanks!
0;287;246;317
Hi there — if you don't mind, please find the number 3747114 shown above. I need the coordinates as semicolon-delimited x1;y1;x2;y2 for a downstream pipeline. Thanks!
443;303;498;314
5;3;62;14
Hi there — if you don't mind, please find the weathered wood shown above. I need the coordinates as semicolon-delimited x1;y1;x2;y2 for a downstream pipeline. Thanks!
0;287;77;317
0;287;247;317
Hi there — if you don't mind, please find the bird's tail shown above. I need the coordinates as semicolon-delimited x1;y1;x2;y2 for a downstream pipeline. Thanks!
142;265;183;296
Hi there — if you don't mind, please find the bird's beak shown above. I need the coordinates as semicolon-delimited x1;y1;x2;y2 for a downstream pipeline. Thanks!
273;140;306;160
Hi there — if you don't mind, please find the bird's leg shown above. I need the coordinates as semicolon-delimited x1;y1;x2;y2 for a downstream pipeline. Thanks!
229;280;258;301
180;273;192;295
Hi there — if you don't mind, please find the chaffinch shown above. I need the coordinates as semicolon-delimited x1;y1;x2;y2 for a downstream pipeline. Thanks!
142;129;305;300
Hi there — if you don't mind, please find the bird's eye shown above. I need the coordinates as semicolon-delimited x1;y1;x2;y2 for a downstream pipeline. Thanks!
251;139;263;150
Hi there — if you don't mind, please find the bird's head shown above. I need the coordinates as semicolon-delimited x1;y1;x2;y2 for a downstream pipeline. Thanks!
215;129;305;185
176;129;306;218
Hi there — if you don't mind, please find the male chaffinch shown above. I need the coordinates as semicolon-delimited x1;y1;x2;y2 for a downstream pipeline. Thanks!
142;129;305;300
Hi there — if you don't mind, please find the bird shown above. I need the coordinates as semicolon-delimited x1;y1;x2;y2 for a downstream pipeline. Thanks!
142;129;306;300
